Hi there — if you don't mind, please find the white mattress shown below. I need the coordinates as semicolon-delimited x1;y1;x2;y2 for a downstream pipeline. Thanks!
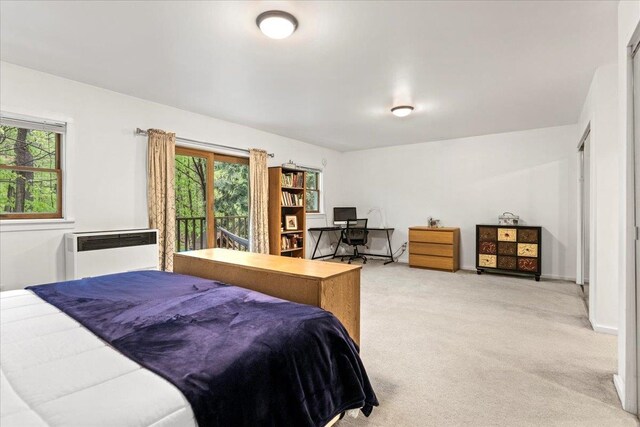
0;290;196;427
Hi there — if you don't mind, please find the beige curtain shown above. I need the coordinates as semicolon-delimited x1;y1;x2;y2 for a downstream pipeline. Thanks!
249;149;269;253
147;129;176;271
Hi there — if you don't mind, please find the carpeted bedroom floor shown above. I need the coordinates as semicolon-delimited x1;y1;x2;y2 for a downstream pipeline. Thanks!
337;261;638;427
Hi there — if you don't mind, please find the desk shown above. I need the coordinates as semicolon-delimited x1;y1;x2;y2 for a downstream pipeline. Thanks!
174;248;362;345
308;226;396;264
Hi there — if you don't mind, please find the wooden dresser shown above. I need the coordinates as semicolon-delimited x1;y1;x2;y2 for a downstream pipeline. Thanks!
174;248;362;345
408;227;460;272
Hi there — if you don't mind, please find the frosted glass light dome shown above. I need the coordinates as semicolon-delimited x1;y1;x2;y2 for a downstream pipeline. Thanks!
257;11;298;40
391;106;414;117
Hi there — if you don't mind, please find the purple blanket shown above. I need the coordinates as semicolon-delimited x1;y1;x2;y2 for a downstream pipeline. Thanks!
28;270;377;426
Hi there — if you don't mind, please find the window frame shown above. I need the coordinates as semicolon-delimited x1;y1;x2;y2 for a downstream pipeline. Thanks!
304;169;322;214
0;116;65;220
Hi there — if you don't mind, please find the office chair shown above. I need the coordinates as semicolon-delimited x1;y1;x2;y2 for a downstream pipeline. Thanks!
341;219;369;264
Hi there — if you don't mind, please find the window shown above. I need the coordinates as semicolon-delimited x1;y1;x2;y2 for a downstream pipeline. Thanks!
0;116;65;219
305;170;321;213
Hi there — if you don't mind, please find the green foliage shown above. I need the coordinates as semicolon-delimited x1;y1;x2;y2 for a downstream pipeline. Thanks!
174;154;250;248
214;161;249;218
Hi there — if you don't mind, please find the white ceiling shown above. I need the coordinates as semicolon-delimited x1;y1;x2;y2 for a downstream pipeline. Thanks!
0;1;617;151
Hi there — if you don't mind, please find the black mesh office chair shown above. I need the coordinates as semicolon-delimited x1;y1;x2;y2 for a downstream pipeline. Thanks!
341;219;369;264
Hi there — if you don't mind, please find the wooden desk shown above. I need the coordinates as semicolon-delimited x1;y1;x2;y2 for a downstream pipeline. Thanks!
174;249;362;345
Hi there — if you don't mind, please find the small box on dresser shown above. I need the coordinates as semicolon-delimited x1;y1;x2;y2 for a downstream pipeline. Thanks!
476;225;542;281
408;227;460;272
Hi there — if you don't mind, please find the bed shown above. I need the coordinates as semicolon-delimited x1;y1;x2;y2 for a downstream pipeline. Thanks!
1;270;378;427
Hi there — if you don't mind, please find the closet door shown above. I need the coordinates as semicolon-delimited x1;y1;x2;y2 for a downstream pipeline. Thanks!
634;39;640;416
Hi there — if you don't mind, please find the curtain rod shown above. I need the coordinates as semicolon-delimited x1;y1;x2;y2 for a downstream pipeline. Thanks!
134;128;274;158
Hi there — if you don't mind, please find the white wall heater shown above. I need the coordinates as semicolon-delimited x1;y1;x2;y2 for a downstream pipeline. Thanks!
65;229;159;280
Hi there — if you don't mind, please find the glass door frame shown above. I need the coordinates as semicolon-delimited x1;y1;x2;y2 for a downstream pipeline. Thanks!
175;146;249;249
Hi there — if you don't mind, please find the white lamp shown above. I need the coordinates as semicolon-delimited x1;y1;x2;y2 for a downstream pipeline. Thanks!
391;105;414;117
256;11;298;39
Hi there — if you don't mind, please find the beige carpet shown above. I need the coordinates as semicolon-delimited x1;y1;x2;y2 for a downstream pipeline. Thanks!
337;261;638;427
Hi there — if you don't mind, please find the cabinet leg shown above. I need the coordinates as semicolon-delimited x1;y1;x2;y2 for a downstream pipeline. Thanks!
477;269;483;275
535;275;541;282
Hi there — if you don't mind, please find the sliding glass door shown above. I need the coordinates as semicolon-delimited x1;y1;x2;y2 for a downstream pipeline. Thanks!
214;155;249;250
175;148;249;252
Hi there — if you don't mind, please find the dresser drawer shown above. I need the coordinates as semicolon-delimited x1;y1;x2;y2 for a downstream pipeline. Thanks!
409;254;454;271
409;242;453;257
409;229;454;244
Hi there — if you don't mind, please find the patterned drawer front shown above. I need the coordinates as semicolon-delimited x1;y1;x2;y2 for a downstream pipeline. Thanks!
517;243;538;257
497;228;517;242
518;258;538;272
518;228;538;243
478;227;497;242
479;241;497;255
498;242;517;256
478;254;497;268
497;256;517;270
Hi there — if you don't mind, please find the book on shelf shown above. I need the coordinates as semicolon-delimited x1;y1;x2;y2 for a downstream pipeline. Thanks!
281;233;303;251
280;190;303;206
281;172;304;188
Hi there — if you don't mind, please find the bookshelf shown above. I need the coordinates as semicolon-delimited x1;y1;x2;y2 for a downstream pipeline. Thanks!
268;167;306;258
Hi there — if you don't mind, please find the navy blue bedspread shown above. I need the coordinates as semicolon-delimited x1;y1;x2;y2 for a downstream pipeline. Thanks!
28;270;378;427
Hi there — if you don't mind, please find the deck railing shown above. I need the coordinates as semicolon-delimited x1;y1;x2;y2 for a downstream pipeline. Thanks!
176;215;249;252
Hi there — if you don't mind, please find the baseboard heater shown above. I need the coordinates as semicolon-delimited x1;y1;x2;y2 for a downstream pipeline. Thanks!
66;229;159;280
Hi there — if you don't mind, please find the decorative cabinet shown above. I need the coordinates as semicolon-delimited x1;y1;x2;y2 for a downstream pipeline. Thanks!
476;225;542;281
409;227;460;272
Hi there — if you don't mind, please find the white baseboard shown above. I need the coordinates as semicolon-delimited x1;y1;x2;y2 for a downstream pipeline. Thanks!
592;323;618;335
614;374;625;408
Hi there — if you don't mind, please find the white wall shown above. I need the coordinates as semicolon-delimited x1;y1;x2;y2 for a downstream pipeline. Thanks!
616;0;640;414
0;62;342;290
577;63;619;335
339;125;578;280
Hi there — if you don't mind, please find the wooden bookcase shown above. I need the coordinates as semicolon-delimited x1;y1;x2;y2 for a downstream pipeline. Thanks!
268;167;306;258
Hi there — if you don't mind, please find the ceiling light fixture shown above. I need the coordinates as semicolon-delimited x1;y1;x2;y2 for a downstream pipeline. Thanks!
256;10;298;39
391;105;414;117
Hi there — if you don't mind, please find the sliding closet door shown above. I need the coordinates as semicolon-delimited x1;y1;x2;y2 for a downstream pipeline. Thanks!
634;39;640;416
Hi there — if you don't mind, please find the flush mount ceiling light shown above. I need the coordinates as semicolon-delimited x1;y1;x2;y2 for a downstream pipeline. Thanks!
256;10;298;39
391;105;414;117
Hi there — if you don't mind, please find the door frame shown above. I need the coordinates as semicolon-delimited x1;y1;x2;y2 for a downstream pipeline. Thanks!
175;146;249;249
576;125;591;289
622;19;640;415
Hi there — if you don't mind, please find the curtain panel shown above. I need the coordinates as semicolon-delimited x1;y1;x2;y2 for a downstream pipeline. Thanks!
249;149;269;253
147;129;176;271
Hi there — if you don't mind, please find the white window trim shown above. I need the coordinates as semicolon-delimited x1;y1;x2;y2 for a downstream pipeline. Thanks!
301;166;324;216
0;108;75;232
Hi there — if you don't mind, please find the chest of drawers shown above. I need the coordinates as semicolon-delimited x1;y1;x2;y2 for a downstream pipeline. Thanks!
476;225;542;281
408;227;460;272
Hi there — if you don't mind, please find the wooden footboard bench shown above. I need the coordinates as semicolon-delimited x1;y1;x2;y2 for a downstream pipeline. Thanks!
174;249;362;346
